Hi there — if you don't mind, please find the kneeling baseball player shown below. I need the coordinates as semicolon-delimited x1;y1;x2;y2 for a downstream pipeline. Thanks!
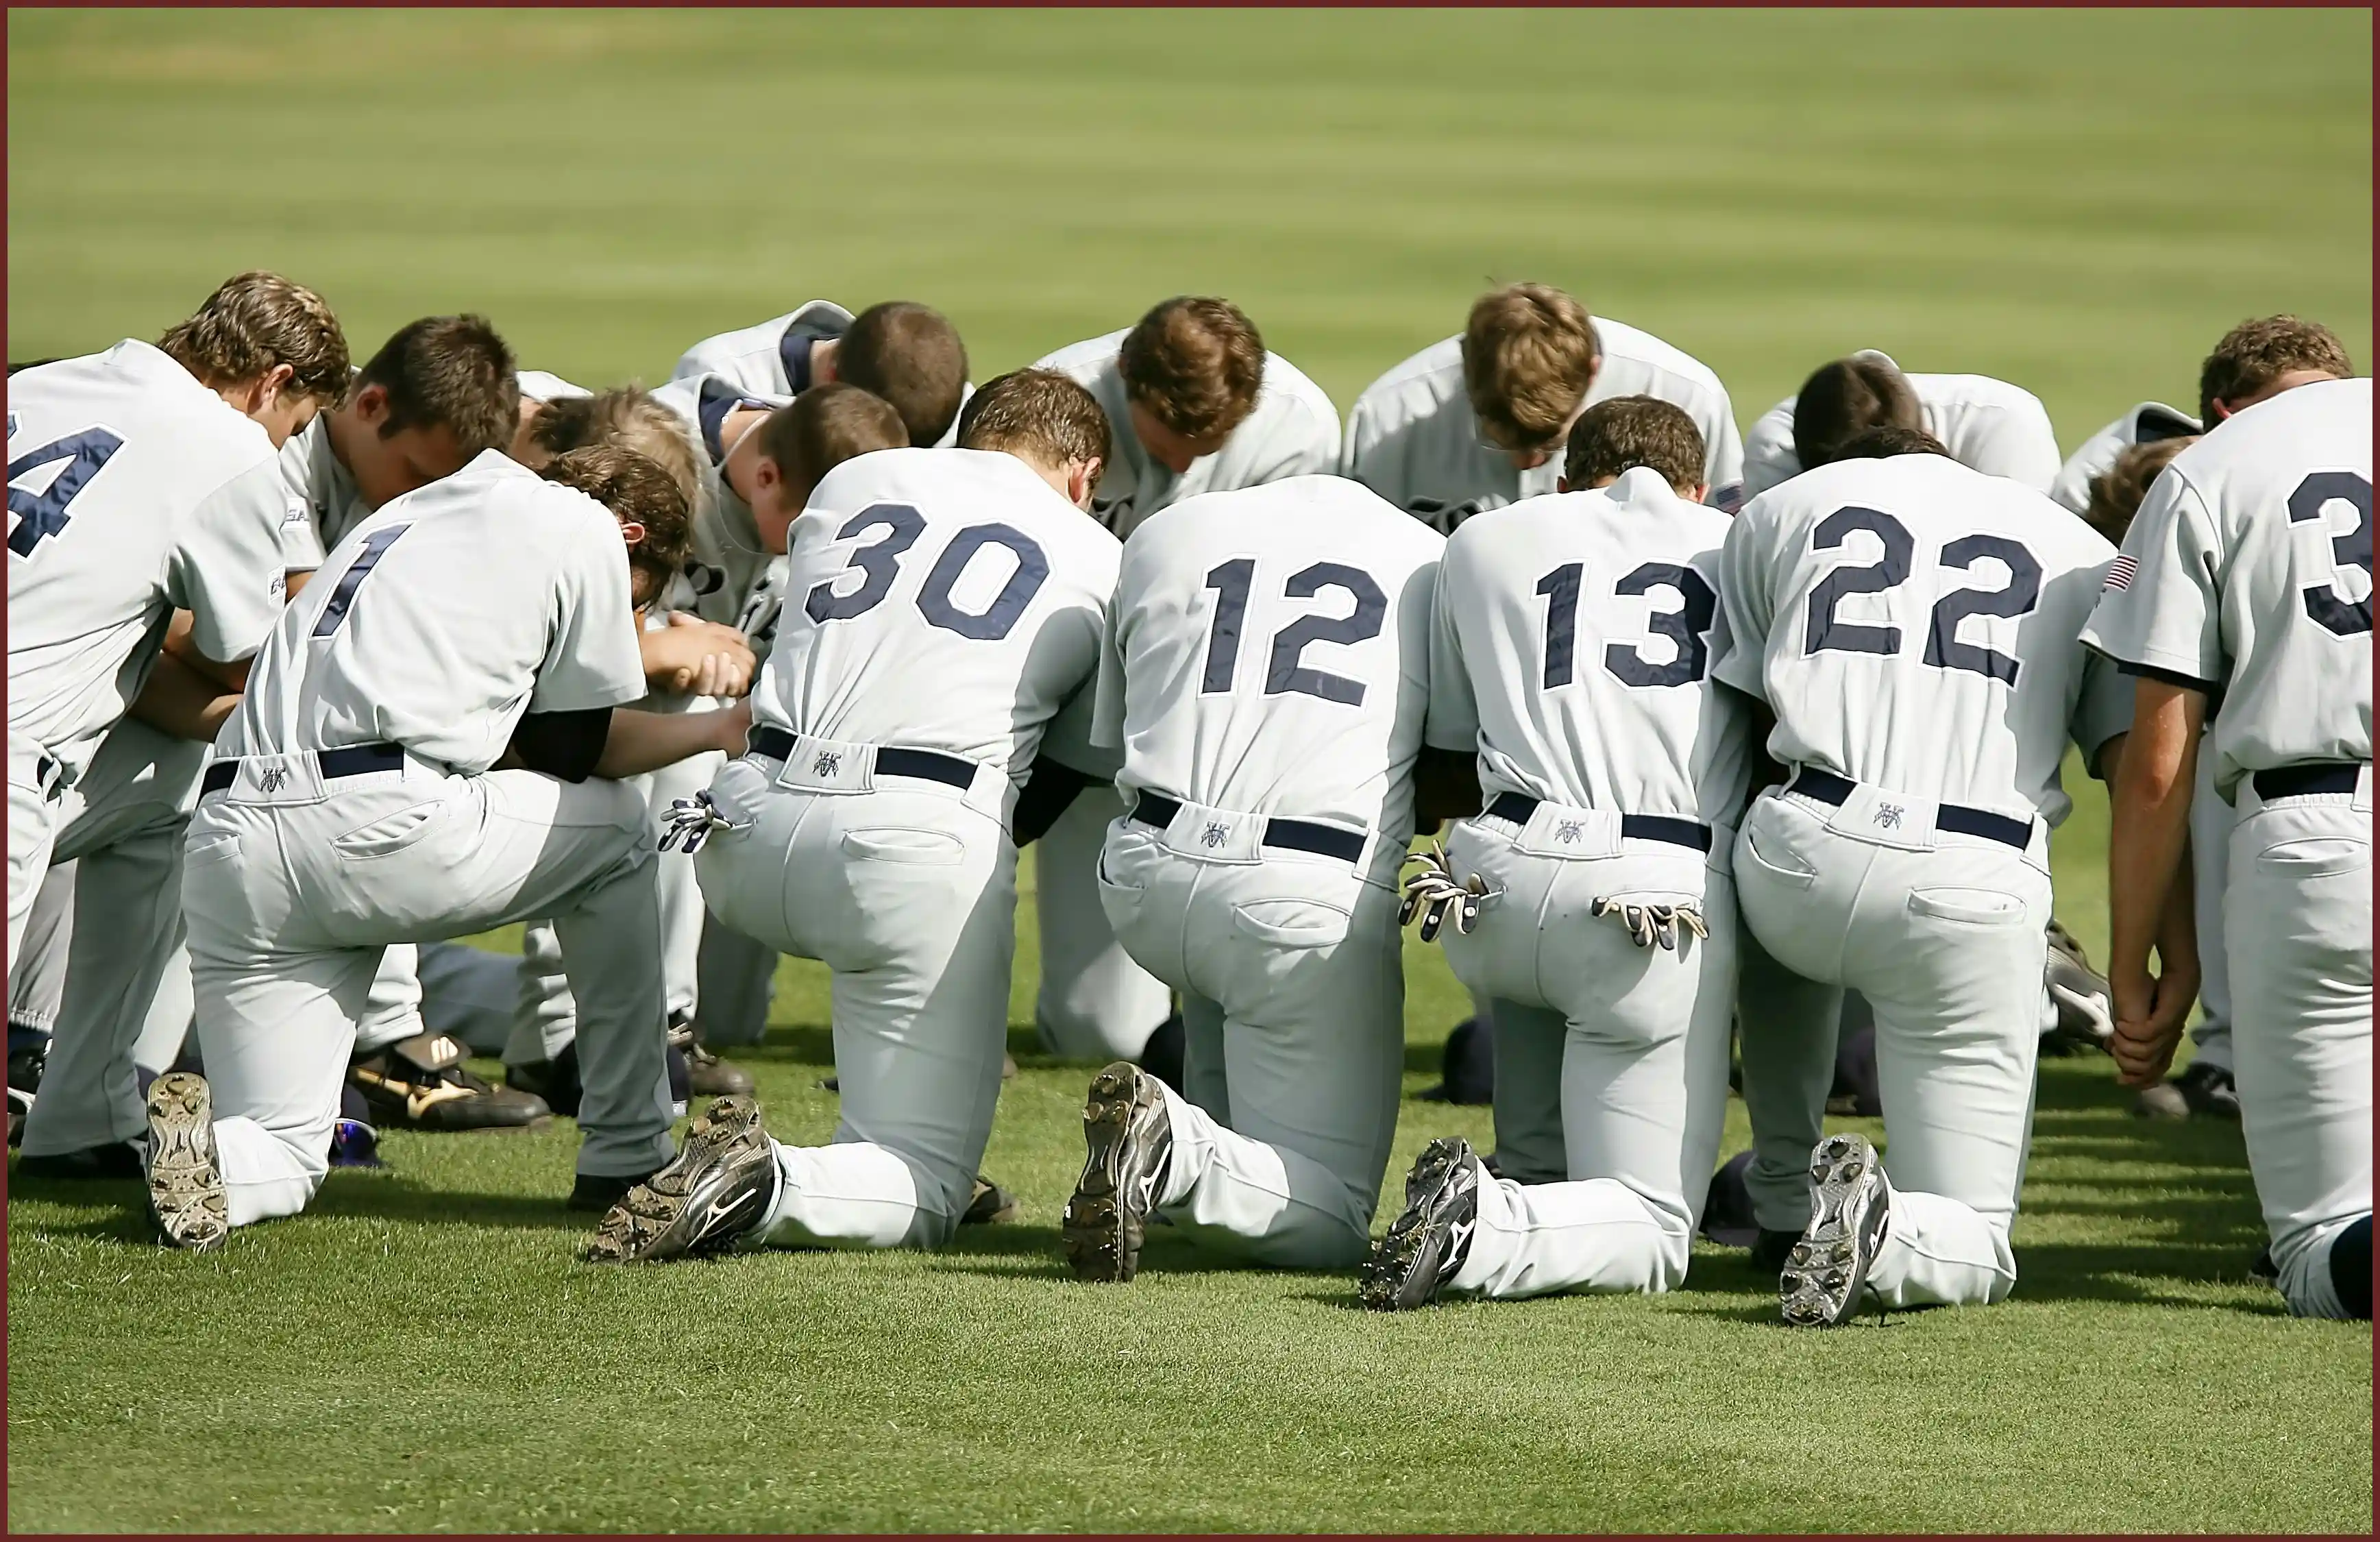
585;369;1121;1262
1364;398;1750;1308
143;445;749;1248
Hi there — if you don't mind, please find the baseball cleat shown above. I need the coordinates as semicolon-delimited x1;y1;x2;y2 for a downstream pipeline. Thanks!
667;1014;755;1099
1062;1062;1173;1282
1780;1134;1890;1328
1360;1136;1482;1311
350;1033;551;1133
583;1097;774;1263
144;1072;228;1252
961;1173;1022;1226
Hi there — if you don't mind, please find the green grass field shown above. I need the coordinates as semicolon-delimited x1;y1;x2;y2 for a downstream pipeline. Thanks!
7;8;2372;1532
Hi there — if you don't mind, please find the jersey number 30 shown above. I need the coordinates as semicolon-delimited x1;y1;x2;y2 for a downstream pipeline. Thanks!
1803;506;2043;684
803;503;1049;641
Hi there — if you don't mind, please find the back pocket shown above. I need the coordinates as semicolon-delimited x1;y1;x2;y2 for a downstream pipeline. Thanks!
842;828;965;866
332;801;448;861
1229;898;1352;950
1907;886;2025;926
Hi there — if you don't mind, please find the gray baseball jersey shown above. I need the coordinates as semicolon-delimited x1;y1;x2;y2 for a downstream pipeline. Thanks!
8;341;295;777
1340;321;1746;530
2047;400;2203;515
1035;330;1340;538
1715;452;2131;826
1091;474;1441;880
275;412;374;574
1740;351;2062;503
1426;465;1754;831
518;369;591;405
645;371;791;630
672;301;855;397
219;450;647;771
758;447;1120;782
2079;376;2372;800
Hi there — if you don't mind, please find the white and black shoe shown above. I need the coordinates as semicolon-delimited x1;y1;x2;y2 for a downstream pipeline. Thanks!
1360;1136;1482;1311
583;1097;776;1264
1062;1062;1173;1282
1780;1133;1890;1327
144;1072;228;1252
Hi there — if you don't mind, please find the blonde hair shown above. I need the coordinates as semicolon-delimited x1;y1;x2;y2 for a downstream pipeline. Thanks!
526;387;704;514
1462;283;1598;449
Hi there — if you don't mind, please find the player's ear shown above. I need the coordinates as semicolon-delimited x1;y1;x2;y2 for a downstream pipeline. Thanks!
1556;476;1571;494
615;518;648;550
1066;456;1103;513
1689;482;1709;504
352;382;389;426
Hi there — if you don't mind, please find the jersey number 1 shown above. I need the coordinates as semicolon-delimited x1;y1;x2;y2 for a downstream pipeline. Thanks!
311;524;413;637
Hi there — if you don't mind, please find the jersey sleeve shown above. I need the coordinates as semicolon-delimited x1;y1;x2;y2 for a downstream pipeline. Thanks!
1739;398;1800;503
1089;579;1129;752
1238;390;1341;487
2078;467;2224;692
1702;398;1747;513
1423;546;1480;753
1710;505;1779;704
279;504;329;575
169;455;304;665
2069;646;2135;770
1965;396;2063;493
530;517;652;713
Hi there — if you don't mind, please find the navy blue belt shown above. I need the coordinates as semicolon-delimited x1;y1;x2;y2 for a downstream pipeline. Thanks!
1789;768;2032;850
2253;763;2365;800
1130;790;1367;864
749;726;977;790
200;742;405;798
1484;792;1713;852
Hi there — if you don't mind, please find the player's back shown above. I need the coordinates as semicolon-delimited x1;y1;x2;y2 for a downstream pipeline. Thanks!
1432;467;1752;831
759;448;1120;781
1742;358;2061;502
224;450;646;774
1101;475;1442;871
1716;452;2122;826
672;301;855;397
2086;376;2372;798
8;341;287;771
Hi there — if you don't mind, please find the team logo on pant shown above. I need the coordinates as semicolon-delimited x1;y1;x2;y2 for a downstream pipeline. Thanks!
259;767;290;793
1557;820;1584;844
813;752;842;778
1201;822;1230;848
1876;804;1904;829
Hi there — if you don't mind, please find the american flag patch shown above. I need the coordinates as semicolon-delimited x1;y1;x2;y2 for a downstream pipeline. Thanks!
2103;554;2137;591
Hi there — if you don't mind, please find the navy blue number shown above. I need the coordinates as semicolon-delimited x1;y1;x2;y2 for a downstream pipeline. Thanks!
2287;471;2374;637
916;523;1049;641
310;524;414;637
1804;505;1913;657
1201;558;1255;692
1265;562;1386;705
1536;563;1582;688
8;428;123;558
804;503;925;624
1606;561;1718;687
1924;535;2043;684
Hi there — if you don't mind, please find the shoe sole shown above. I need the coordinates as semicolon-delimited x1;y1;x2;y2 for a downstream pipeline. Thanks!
1780;1134;1886;1328
145;1073;228;1253
1061;1063;1157;1283
583;1097;768;1264
1358;1137;1472;1312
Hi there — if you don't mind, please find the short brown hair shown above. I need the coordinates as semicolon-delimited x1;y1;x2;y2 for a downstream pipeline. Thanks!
2198;316;2354;426
356;316;519;461
540;445;691;601
1117;297;1265;441
157;271;349;404
957;367;1109;476
2083;437;2196;546
1563;396;1706;495
838;302;968;448
1462;283;1599;451
1833;424;1952;463
526;388;704;513
1794;356;1924;470
755;382;907;498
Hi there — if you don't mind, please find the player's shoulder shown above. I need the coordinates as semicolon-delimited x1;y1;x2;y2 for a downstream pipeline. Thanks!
1032;328;1131;382
28;340;272;463
674;299;852;379
2163;376;2372;509
1591;316;1728;397
1350;334;1465;424
519;369;592;404
1912;369;2050;419
1254;348;1340;430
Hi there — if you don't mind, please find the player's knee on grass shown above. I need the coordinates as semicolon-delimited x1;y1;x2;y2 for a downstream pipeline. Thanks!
2275;1213;2373;1320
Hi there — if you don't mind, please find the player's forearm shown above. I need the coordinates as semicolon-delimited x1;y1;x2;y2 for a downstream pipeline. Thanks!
2106;681;2203;982
595;702;751;779
159;609;252;694
128;650;241;743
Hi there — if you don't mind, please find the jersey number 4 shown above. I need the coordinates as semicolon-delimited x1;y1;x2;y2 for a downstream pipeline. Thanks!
1201;559;1386;706
7;428;123;558
1803;506;2042;684
803;503;1049;641
1536;561;1717;689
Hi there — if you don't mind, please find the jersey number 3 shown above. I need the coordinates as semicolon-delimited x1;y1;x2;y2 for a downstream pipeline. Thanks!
8;428;123;559
1803;506;2043;684
2288;471;2373;637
